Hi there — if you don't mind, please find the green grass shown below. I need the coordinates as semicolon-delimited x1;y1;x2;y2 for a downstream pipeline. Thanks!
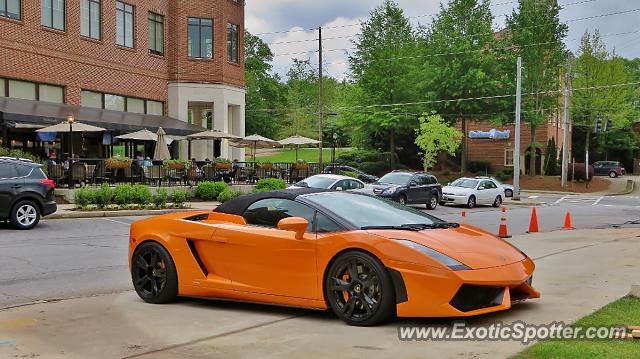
513;296;640;359
254;148;350;163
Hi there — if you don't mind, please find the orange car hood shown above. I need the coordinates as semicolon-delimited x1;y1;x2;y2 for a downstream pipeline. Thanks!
369;225;525;269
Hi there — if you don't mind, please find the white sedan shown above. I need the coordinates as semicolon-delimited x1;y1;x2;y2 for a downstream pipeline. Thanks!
288;174;367;191
441;177;504;208
475;176;514;198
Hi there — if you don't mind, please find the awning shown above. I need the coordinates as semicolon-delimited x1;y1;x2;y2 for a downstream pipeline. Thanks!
0;97;203;136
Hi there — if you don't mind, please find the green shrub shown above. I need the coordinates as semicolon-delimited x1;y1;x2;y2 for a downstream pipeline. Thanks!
442;170;451;176
495;171;511;182
254;178;287;193
341;171;358;178
171;189;189;207
153;188;168;208
112;184;134;206
94;183;113;209
74;187;94;208
359;161;390;176
468;161;492;174
195;181;228;200
217;189;244;203
132;185;152;205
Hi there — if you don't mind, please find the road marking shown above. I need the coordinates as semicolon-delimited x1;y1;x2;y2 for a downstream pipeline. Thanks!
528;196;539;199
592;196;604;206
0;318;37;329
553;195;568;205
102;218;131;226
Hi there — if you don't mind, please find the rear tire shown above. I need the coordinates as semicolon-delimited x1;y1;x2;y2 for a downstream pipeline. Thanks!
505;189;513;198
10;200;40;230
398;194;408;206
325;251;395;326
609;171;617;178
132;242;178;304
426;195;438;210
492;195;502;208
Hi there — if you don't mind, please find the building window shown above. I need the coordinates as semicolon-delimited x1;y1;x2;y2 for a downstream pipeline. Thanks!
504;148;514;167
80;0;100;39
146;100;163;116
0;78;5;97
227;23;239;64
8;80;36;100
0;0;20;20
205;111;213;129
39;84;64;103
147;12;164;55
81;90;103;108
116;1;134;48
105;94;125;111
188;17;213;58
127;98;144;114
41;0;64;30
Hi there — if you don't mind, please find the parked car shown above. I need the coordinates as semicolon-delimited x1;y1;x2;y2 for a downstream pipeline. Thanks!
371;171;442;210
0;157;57;229
593;161;626;178
441;177;503;209
289;174;366;191
475;176;514;198
322;165;379;183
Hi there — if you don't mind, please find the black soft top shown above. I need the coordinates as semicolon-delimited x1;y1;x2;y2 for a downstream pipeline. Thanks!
214;188;330;216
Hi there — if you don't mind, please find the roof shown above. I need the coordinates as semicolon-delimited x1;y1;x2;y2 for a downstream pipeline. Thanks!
0;97;203;136
308;174;353;180
214;188;330;216
0;157;40;166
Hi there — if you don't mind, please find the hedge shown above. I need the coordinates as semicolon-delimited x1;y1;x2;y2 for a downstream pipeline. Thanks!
73;184;187;209
195;181;229;200
254;178;287;193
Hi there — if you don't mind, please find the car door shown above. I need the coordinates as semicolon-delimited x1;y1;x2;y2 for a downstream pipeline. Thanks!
593;162;604;175
416;175;432;203
477;180;494;204
215;198;319;299
0;163;20;219
331;179;350;191
485;180;501;203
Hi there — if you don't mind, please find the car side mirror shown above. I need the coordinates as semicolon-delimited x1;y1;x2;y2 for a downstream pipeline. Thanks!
277;217;308;239
335;186;343;191
409;181;418;187
478;186;485;190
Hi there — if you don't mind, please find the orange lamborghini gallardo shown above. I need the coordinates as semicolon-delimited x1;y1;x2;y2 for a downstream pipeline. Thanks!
129;189;539;326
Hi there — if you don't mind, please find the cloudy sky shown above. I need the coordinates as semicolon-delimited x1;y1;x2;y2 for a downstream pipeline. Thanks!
245;0;640;79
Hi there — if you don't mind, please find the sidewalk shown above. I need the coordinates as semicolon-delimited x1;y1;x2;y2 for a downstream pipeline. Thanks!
1;228;639;359
46;202;218;219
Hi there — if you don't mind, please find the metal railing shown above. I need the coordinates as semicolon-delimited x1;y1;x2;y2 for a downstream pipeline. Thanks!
46;159;325;188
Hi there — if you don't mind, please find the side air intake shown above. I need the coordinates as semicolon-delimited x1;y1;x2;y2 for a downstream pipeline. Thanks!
187;240;208;277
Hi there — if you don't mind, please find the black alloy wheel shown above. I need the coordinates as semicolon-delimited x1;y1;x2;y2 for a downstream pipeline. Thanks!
399;194;408;206
132;242;178;304
325;251;395;326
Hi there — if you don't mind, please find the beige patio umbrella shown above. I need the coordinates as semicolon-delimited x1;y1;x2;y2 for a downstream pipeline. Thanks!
186;129;241;160
116;128;174;145
36;118;105;158
230;134;279;162
153;127;171;161
278;135;320;161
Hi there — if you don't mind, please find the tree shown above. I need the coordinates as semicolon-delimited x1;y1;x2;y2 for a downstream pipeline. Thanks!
543;137;558;175
244;31;285;139
348;0;418;169
420;0;507;173
415;114;463;171
571;31;637;165
503;0;568;176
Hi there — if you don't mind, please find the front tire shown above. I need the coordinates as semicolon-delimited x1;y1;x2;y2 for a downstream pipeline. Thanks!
398;194;408;206
10;200;40;230
325;251;395;326
132;242;178;304
493;195;502;208
467;195;476;209
609;171;617;178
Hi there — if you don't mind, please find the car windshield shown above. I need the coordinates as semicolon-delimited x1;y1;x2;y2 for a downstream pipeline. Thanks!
296;176;336;189
450;179;479;189
376;173;411;185
303;192;445;229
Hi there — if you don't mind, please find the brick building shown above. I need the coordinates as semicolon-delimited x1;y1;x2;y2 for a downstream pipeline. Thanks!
462;117;570;175
0;0;245;160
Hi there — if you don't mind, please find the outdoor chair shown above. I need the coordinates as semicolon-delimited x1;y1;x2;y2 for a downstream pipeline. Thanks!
48;164;65;187
93;161;110;185
143;165;164;187
71;163;88;187
167;168;185;186
123;167;136;184
86;165;96;184
203;167;217;181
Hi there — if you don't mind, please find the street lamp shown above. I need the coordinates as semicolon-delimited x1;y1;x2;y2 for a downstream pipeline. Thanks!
332;133;338;168
67;113;75;189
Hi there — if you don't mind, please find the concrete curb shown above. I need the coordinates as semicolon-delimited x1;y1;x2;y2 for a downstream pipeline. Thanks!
506;201;545;207
45;208;205;220
605;179;636;197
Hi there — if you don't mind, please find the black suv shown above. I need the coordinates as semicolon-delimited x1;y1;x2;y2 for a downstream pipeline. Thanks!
323;165;379;183
0;157;57;229
371;171;442;210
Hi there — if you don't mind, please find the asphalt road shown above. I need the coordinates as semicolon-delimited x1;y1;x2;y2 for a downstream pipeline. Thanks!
1;192;639;310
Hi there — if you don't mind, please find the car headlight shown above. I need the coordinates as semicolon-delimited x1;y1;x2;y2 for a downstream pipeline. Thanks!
398;240;470;271
382;188;396;195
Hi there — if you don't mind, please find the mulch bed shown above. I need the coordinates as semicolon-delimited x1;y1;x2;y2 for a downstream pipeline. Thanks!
510;176;611;193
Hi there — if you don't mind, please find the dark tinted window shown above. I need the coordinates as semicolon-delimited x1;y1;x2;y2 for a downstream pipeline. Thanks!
28;168;47;179
349;180;364;189
429;176;439;184
243;198;315;231
15;164;33;177
315;212;343;233
0;163;18;179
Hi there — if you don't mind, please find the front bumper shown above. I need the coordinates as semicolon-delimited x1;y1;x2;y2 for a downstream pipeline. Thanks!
42;200;57;216
389;257;539;317
441;194;469;205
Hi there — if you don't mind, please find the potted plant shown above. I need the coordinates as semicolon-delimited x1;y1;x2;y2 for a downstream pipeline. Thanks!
292;159;309;170
163;159;189;170
214;158;232;170
106;157;133;169
258;161;273;170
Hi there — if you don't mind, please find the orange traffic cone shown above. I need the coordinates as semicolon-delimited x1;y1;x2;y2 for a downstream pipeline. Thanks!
563;211;574;229
528;207;539;233
498;207;511;238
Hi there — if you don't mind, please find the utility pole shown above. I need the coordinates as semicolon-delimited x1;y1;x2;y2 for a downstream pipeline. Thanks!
318;26;324;168
561;69;571;188
513;57;522;201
